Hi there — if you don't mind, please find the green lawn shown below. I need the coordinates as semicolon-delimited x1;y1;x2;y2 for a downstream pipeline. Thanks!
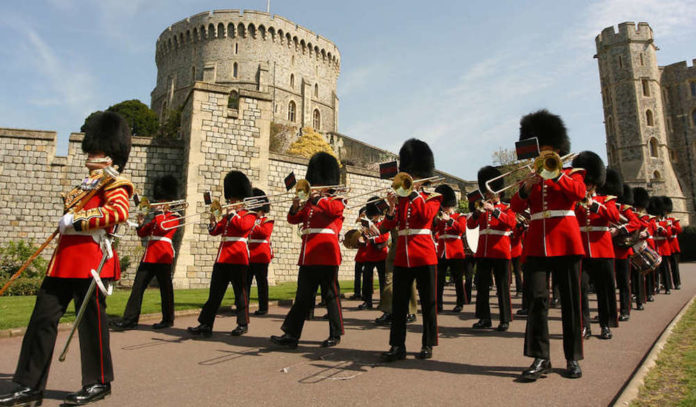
0;280;358;331
631;299;696;406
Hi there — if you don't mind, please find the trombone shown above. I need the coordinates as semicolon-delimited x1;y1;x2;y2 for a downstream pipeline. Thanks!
160;197;267;231
136;196;188;215
485;151;577;195
345;173;445;209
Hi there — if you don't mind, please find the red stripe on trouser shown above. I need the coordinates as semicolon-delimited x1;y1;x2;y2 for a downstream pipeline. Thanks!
95;288;105;384
578;264;584;354
507;269;513;321
434;266;439;345
333;275;345;335
242;286;249;324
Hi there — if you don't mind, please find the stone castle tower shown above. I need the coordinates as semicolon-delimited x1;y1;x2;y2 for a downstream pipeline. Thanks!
595;22;694;223
152;10;340;134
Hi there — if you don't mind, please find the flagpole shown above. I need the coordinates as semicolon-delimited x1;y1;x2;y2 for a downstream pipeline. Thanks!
267;0;270;13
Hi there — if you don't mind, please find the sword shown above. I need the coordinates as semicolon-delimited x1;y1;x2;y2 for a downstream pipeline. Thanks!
59;226;117;362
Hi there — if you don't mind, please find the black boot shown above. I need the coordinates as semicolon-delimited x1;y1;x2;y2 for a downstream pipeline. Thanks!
582;326;592;339
110;320;137;331
416;346;433;359
230;325;248;336
472;319;492;329
270;333;298;349
565;360;582;378
358;302;373;310
152;320;173;329
406;314;417;323
0;384;43;407
600;326;612;340
375;313;392;325
64;383;111;405
187;324;212;338
321;337;341;347
381;346;407;362
520;358;552;381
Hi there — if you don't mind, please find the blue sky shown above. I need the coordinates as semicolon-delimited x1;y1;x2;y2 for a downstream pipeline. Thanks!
1;0;695;179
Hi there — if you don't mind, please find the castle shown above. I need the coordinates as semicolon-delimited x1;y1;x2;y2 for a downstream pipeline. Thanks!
596;22;696;224
0;10;471;289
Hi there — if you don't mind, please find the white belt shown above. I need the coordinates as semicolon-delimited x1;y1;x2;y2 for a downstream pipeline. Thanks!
62;229;106;237
579;226;610;232
301;228;335;236
479;229;512;236
248;239;269;244
398;229;432;236
222;237;248;243
530;210;575;220
653;237;667;241
149;236;173;244
438;234;461;240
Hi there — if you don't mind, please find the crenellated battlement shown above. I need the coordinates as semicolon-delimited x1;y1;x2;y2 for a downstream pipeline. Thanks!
155;9;340;70
595;22;653;50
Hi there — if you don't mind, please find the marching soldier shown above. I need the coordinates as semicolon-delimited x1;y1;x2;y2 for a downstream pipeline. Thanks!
187;171;257;337
380;139;442;361
510;210;527;298
613;183;643;319
649;196;673;294
511;110;586;381
573;157;621;340
112;175;179;331
271;152;346;348
468;166;516;331
353;207;368;302
434;184;467;313
246;188;274;316
663;197;682;290
632;187;655;303
359;198;390;310
0;112;133;406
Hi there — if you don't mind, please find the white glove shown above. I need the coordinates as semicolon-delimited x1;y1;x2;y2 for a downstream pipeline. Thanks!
58;213;75;234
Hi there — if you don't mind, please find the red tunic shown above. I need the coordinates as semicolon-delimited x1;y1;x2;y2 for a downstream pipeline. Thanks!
510;221;526;258
355;243;368;263
362;221;390;262
638;214;657;251
248;217;274;264
574;195;621;259
435;213;466;260
47;173;133;280
380;191;442;268
287;196;345;266
210;210;257;265
668;217;682;253
137;211;178;264
467;203;516;259
511;168;586;257
653;218;673;256
613;205;642;260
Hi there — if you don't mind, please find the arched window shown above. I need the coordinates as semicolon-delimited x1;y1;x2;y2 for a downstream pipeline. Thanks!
642;79;650;96
235;43;239;54
314;83;318;98
233;62;238;78
313;109;321;130
290;74;295;89
691;109;696;127
649;137;659;157
228;91;239;110
653;170;661;180
288;101;296;122
691;81;696;97
646;109;654;126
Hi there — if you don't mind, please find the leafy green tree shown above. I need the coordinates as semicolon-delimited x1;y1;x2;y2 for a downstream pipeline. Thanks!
81;99;159;137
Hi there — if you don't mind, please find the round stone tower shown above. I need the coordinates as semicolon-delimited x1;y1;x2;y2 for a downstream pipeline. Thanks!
595;22;687;216
151;9;341;133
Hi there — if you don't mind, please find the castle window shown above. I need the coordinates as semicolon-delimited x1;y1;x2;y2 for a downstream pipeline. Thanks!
691;82;696;98
291;55;295;66
691;109;696;127
235;43;239;54
290;74;295;89
618;55;623;69
663;89;669;105
228;91;239;110
313;109;321;130
646;110;654;126
642;79;650;97
670;149;678;162
649;137;659;157
233;62;238;78
288;101;296;122
640;53;644;66
217;23;225;39
314;84;319;98
653;170;661;180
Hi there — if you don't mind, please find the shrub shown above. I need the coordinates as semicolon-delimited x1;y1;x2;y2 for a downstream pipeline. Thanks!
0;276;43;296
678;226;696;262
0;240;48;280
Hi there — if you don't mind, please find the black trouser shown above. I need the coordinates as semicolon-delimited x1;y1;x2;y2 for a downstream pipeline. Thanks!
390;265;438;348
437;258;466;310
475;258;512;323
631;262;646;306
14;277;113;391
670;253;681;288
512;257;523;295
122;262;174;325
282;266;343;339
353;262;363;297
362;260;386;306
521;261;530;311
246;262;269;312
646;269;656;297
658;257;673;292
524;256;583;362
581;258;618;329
463;257;475;304
198;263;249;328
615;258;632;316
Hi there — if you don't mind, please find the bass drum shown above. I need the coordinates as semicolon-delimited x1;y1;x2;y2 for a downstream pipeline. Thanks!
630;241;662;275
465;224;479;255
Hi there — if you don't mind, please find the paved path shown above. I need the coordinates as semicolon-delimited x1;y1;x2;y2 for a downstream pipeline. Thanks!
1;264;694;406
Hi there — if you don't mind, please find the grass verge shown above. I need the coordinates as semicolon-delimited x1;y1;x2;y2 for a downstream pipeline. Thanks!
630;299;696;406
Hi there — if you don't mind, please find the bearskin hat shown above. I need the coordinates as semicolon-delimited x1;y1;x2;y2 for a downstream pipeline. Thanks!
252;187;271;213
477;166;503;196
223;170;252;200
617;184;634;205
647;196;664;216
398;138;435;179
633;187;650;209
597;168;623;197
153;175;179;201
435;184;457;208
82;111;132;172
305;152;340;187
519;109;570;156
661;196;673;214
365;196;383;218
571;151;606;187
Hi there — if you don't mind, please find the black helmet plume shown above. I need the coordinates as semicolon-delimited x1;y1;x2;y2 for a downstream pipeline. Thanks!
398;138;435;179
633;187;650;209
435;184;457;208
82;111;132;172
661;196;673;214
617;184;634;205
519;109;570;156
252;187;271;213
223;170;252;200
647;196;663;217
305;152;340;187
153;175;179;201
571;151;606;187
597;168;623;196
477;166;503;196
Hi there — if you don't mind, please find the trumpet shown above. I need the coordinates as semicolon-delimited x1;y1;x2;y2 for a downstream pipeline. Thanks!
137;196;188;215
485;152;577;195
160;198;266;231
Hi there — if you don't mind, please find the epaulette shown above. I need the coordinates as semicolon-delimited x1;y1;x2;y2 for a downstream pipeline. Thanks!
425;192;442;201
568;168;585;175
262;218;275;224
605;195;617;202
105;176;135;197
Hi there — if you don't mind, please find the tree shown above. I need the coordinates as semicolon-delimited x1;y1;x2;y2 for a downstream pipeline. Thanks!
81;99;159;137
286;127;341;165
159;107;182;138
491;147;530;197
